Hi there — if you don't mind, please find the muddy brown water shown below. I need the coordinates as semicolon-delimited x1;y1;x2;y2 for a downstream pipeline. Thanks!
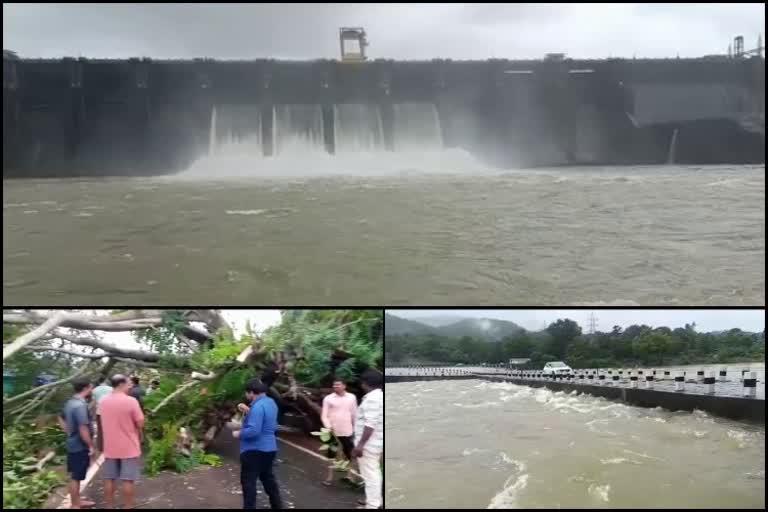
3;165;765;305
385;379;765;509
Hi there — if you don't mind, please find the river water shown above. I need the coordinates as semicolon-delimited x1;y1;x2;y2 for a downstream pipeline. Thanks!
385;379;765;509
3;164;765;306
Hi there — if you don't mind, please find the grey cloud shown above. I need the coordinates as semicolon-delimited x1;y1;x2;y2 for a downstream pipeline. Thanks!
3;3;764;60
388;309;765;333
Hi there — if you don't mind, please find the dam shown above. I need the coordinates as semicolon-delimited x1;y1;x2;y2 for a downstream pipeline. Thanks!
3;52;765;177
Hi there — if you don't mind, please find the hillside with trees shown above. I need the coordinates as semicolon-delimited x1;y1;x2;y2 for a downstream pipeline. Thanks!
385;315;764;369
384;313;524;341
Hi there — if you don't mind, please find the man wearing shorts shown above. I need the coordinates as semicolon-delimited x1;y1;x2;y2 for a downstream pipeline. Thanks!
60;377;95;509
98;374;145;509
321;378;359;487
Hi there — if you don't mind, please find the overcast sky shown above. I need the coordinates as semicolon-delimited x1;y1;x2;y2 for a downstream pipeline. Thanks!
71;309;282;349
3;3;764;60
388;309;765;332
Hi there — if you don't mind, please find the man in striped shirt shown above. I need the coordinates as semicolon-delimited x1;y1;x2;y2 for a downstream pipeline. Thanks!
352;369;383;509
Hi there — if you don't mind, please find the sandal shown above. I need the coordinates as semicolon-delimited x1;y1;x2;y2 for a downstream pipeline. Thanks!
321;480;332;487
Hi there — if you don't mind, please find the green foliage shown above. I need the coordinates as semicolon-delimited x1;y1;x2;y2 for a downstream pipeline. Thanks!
135;310;189;354
189;331;250;371
198;451;223;467
3;324;27;344
145;422;180;476
145;422;222;476
157;353;193;370
266;310;382;387
3;469;64;509
311;427;353;473
387;319;765;368
546;319;582;359
3;424;67;509
172;447;214;473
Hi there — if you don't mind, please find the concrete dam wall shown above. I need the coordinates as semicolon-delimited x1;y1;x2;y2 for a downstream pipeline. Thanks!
3;55;765;177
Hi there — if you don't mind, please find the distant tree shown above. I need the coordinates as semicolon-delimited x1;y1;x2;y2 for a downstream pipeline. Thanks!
545;319;581;359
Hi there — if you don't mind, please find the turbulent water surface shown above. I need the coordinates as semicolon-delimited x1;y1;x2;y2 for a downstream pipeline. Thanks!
3;164;765;305
385;379;765;509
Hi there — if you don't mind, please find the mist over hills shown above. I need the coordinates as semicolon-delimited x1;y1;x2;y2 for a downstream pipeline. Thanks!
385;313;525;341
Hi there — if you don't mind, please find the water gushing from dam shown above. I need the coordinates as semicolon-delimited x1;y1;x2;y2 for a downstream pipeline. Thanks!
392;102;444;151
274;104;325;156
184;101;486;178
667;128;680;165
208;104;263;158
333;103;385;153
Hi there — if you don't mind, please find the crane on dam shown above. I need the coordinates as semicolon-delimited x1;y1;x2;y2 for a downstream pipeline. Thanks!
339;27;369;63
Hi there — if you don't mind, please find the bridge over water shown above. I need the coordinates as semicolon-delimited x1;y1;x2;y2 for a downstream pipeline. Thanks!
385;365;765;422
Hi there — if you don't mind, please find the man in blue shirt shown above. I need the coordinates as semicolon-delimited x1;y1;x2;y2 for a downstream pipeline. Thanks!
59;377;95;509
235;379;282;509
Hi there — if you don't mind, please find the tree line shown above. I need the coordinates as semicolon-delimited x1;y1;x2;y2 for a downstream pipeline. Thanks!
385;319;765;369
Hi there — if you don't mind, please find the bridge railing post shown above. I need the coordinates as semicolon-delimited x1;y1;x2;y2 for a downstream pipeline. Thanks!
705;371;716;394
674;372;685;392
743;372;757;398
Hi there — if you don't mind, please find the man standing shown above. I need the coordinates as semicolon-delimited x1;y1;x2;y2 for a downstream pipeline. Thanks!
146;379;160;396
235;379;282;510
321;378;358;487
351;370;383;509
59;377;96;509
128;376;146;408
90;378;113;452
98;374;145;510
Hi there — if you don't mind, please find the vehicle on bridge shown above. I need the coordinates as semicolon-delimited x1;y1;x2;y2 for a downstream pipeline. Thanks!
542;361;572;376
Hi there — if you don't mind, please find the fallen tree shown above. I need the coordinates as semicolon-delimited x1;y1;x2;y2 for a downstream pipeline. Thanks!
3;309;383;485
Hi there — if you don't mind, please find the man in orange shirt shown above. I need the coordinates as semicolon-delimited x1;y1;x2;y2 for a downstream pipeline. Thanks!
98;374;145;509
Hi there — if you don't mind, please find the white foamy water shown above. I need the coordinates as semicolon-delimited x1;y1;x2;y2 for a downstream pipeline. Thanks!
386;379;765;509
182;147;489;179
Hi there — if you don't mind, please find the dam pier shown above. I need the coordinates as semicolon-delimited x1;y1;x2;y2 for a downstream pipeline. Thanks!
3;52;765;177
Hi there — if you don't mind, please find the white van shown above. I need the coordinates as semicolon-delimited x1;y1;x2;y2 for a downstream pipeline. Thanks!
542;361;572;375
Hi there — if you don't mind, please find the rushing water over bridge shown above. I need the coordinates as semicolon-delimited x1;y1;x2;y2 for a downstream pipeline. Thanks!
385;365;765;422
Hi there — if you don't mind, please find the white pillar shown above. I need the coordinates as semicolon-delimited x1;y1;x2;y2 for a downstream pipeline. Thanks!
743;372;757;398
630;375;638;388
645;375;654;389
705;371;716;394
674;372;684;392
718;368;727;382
